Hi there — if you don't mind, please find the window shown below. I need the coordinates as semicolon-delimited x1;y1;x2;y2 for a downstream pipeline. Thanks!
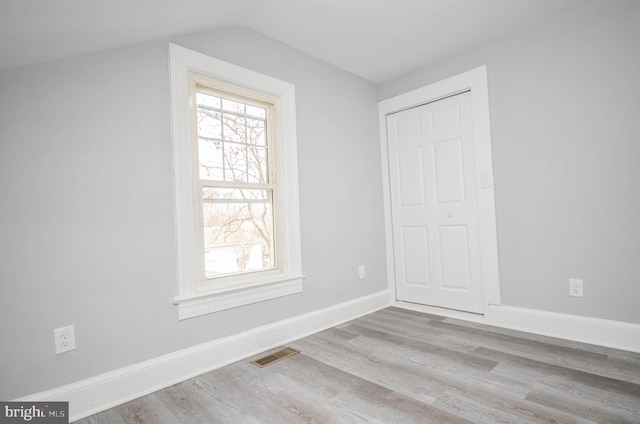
195;80;277;282
169;44;303;320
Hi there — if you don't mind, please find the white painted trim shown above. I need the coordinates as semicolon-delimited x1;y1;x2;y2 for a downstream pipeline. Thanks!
393;300;640;353
378;65;501;311
174;275;304;320
19;291;391;422
169;43;303;319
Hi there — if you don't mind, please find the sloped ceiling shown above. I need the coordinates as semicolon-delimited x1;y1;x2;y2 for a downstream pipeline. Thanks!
1;0;588;83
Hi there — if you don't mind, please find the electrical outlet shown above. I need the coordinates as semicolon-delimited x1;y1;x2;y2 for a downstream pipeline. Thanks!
54;325;76;354
569;279;583;297
358;265;366;280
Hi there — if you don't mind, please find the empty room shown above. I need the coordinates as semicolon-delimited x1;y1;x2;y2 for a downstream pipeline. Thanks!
1;0;639;423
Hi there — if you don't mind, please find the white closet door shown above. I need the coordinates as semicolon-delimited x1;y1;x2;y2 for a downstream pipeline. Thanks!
387;91;483;313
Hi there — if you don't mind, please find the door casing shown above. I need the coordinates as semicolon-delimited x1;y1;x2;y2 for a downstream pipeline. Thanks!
378;65;501;311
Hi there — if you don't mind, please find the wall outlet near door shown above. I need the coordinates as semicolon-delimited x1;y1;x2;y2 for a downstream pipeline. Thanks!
358;265;366;280
54;325;76;354
569;279;583;297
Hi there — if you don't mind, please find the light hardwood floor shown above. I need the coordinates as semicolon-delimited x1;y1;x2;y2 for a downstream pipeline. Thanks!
76;307;640;423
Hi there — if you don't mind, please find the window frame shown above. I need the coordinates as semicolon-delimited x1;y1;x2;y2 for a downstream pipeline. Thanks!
169;44;303;320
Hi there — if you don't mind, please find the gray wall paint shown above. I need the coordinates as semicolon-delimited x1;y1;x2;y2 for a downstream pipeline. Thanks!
0;27;386;399
381;0;640;324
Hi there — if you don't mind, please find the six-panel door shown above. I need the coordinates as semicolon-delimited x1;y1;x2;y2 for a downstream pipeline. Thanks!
386;92;484;313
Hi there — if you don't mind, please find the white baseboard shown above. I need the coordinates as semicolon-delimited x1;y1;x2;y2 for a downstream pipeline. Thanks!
485;304;640;353
393;300;640;353
19;290;391;422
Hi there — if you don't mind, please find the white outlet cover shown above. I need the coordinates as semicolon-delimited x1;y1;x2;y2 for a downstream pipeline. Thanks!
569;279;583;297
358;265;366;279
54;325;76;354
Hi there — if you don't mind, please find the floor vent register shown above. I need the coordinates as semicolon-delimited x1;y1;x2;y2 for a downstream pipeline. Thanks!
251;347;300;368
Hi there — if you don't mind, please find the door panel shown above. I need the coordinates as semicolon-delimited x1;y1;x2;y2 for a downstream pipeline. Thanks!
431;102;461;129
387;92;483;313
434;138;465;204
438;225;471;291
397;148;426;207
401;226;430;286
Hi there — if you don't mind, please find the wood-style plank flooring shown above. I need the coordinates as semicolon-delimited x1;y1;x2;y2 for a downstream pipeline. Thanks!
76;307;640;423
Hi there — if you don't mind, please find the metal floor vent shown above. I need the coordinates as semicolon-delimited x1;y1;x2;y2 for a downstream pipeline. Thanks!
251;347;300;368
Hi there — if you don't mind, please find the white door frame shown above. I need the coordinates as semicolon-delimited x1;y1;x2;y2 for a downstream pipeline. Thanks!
379;65;501;313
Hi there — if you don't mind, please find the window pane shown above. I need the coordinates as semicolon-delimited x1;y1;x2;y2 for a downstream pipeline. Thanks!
196;89;270;184
198;138;223;180
223;144;247;181
196;92;221;109
222;115;245;143
246;118;266;145
222;98;245;114
202;188;274;278
246;104;266;119
197;109;222;139
247;145;268;183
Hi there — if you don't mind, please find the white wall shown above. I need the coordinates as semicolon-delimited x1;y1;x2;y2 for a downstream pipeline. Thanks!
380;0;640;324
0;27;387;399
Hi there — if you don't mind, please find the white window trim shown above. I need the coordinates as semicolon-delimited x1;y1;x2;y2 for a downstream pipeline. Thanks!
169;43;304;320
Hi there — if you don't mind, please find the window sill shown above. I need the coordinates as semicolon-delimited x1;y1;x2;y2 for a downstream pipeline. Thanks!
173;274;305;320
